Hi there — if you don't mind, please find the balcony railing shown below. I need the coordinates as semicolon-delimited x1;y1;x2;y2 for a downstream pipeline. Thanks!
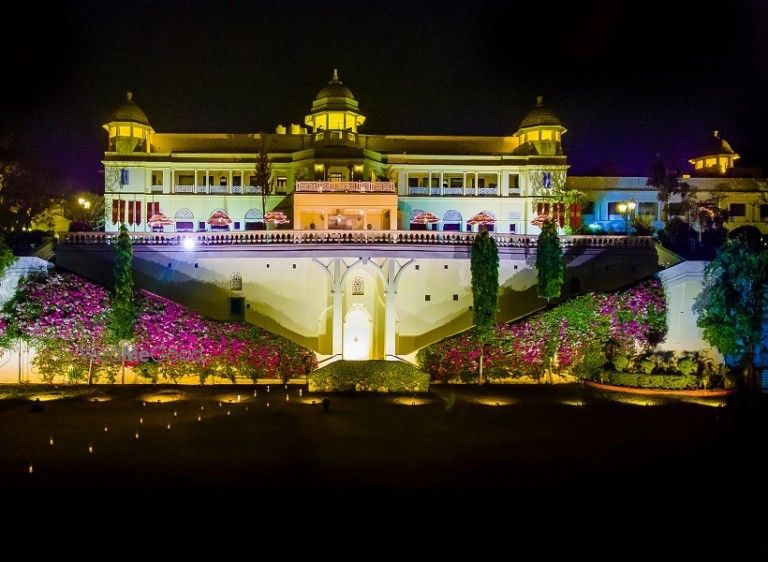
61;231;655;249
244;185;260;194
151;185;163;193
210;185;228;194
174;185;194;193
406;186;499;196
296;181;395;193
232;186;243;194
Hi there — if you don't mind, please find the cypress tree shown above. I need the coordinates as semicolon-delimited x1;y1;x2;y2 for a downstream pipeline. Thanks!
470;228;499;383
536;218;564;300
107;224;135;382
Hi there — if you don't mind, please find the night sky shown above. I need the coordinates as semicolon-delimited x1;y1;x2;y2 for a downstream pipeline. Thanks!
2;0;766;190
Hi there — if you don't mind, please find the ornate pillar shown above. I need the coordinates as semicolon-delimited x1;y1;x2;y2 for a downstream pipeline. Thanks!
332;259;343;357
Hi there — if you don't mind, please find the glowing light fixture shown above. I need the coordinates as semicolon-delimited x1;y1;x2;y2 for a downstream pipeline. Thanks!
182;237;195;251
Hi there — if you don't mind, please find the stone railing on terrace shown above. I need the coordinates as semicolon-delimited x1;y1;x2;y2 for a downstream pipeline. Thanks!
296;181;396;193
60;230;655;249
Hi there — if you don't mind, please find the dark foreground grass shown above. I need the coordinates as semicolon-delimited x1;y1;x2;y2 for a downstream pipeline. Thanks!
0;383;765;544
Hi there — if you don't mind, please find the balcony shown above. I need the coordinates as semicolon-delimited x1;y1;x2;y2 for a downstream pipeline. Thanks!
151;185;163;193
61;230;655;250
312;130;358;146
406;186;499;196
296;181;395;193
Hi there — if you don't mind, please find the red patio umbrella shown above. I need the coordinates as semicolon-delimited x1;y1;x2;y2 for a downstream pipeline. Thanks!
207;210;232;227
410;211;440;224
530;213;549;227
467;211;496;225
264;210;290;225
147;213;173;227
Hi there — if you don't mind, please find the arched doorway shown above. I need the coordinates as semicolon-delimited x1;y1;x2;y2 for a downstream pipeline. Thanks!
343;304;372;360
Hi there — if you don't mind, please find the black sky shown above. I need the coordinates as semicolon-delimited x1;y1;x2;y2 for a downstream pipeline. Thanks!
1;0;766;190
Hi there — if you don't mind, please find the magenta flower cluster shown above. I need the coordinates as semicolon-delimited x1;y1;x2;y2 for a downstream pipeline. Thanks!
420;279;667;381
1;272;316;381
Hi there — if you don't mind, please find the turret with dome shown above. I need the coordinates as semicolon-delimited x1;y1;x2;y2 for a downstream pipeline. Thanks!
304;69;366;136
104;92;153;154
688;130;740;176
514;96;566;156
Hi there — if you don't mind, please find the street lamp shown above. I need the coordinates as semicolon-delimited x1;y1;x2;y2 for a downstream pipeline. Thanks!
617;200;636;234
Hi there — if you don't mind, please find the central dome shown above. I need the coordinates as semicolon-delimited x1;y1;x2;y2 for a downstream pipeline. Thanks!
519;96;562;128
108;91;150;126
315;69;355;100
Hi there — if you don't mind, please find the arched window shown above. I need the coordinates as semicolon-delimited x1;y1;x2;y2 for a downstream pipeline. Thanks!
244;208;265;231
231;272;242;291
443;209;462;232
174;208;194;219
352;276;364;295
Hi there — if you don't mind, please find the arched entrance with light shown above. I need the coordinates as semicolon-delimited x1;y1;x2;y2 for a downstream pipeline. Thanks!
343;304;372;360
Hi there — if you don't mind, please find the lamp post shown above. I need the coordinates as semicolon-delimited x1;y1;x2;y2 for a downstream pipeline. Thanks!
617;200;636;234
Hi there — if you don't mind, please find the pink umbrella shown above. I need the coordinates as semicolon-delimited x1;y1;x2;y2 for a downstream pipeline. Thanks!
207;210;232;227
467;211;496;225
410;211;440;225
147;213;173;226
264;211;290;225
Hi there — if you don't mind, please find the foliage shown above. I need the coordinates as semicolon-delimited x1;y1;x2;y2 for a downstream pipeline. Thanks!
308;360;429;393
62;193;106;230
255;138;272;216
0;234;13;278
1;271;317;383
630;214;655;236
470;228;499;342
693;238;768;390
659;217;696;254
420;280;667;382
107;224;136;343
0;160;62;234
599;371;699;390
647;154;697;222
536;218;564;300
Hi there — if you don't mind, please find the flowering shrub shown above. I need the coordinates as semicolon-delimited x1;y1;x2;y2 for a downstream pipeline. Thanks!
418;279;667;382
0;272;316;383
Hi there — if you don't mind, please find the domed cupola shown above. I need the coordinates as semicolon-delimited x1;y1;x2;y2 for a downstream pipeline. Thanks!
514;96;566;156
688;130;740;176
103;92;154;154
305;69;365;133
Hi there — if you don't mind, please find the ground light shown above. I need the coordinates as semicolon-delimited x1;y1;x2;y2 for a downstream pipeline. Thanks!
182;237;195;251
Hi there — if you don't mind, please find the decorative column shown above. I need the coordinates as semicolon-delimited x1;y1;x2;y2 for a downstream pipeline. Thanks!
439;172;444;196
331;259;343;357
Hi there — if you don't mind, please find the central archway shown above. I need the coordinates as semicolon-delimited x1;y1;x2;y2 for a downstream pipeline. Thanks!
343;304;372;360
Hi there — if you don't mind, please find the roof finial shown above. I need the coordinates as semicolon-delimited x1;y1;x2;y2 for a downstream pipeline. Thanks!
536;95;544;106
332;68;339;82
126;91;134;102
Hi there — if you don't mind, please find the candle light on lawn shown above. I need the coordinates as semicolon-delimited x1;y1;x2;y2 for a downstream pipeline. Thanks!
88;444;93;454
49;437;54;445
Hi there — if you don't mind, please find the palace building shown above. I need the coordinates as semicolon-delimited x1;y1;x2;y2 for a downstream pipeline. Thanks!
70;71;768;363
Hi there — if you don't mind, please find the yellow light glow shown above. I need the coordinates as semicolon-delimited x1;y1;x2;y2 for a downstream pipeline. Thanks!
617;203;627;213
682;397;728;408
390;397;432;406
465;396;517;406
140;391;185;403
605;394;664;407
217;393;251;404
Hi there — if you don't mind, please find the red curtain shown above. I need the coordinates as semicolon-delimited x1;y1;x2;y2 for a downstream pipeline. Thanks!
569;203;583;230
134;201;141;225
119;200;126;224
128;201;134;225
112;200;119;223
147;202;159;218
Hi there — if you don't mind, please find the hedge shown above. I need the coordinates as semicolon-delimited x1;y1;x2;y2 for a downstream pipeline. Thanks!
308;360;429;393
599;371;699;390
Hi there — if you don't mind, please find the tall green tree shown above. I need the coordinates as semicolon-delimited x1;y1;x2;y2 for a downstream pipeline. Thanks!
536;218;564;300
693;238;768;391
0;234;14;277
0;160;61;233
255;138;272;218
647;154;697;222
470;228;499;383
107;224;136;384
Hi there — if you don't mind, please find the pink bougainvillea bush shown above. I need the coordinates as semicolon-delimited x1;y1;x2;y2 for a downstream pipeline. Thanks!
0;271;316;383
418;279;667;382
